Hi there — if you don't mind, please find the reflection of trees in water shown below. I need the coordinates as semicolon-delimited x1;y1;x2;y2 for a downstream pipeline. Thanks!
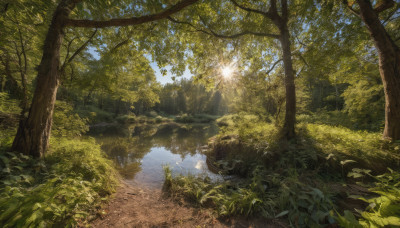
94;123;218;178
148;124;218;159
98;137;150;179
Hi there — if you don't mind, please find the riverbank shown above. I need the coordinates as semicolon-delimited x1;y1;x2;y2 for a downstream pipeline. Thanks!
91;181;285;227
164;114;400;227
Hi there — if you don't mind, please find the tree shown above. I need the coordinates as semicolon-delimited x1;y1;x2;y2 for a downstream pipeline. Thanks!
11;0;199;157
343;0;400;140
168;0;299;139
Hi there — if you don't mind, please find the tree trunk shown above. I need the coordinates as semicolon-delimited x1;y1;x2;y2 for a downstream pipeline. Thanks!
279;26;296;139
357;0;400;140
1;55;22;98
268;0;296;140
12;0;76;157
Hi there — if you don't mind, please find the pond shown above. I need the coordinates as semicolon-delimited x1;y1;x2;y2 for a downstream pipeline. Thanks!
89;122;222;189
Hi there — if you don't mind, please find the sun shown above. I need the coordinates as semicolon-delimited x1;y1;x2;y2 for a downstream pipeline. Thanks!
221;66;234;79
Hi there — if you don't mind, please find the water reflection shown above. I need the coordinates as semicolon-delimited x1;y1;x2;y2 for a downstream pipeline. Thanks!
91;123;220;188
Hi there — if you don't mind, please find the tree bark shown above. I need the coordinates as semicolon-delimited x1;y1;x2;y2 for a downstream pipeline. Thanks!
357;0;400;140
12;0;76;157
273;0;296;139
278;23;296;139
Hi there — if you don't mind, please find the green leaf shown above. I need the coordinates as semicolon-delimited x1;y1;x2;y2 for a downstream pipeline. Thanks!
275;210;289;218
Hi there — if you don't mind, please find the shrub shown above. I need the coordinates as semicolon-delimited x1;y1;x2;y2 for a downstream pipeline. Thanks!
146;111;158;118
175;114;218;123
115;114;136;124
0;138;118;227
155;115;163;123
75;105;114;124
52;101;89;137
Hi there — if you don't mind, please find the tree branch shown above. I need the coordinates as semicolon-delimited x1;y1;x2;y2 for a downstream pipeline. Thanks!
265;59;282;75
374;0;395;13
63;37;78;67
168;16;279;39
229;0;268;17
65;0;199;28
342;0;361;17
61;29;97;72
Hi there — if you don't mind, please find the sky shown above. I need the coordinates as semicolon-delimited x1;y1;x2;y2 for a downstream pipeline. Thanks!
88;47;192;85
149;62;193;85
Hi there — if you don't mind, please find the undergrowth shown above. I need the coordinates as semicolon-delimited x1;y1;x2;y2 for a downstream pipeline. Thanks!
164;166;336;227
337;168;400;227
175;113;219;124
0;138;118;227
164;113;400;227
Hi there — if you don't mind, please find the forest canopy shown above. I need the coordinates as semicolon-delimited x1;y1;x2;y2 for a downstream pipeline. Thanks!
0;0;400;227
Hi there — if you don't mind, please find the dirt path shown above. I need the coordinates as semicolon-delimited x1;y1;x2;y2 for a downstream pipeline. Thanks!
91;182;286;228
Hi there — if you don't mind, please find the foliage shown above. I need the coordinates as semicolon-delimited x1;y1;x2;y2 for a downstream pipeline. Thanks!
297;110;353;129
276;174;336;227
52;101;89;137
0;138;118;227
217;113;277;142
175;113;219;124
164;165;275;217
342;79;384;131
0;92;21;115
305;124;399;172
0;92;20;147
75;105;114;124
115;114;137;124
337;169;400;227
155;78;229;116
164;165;336;227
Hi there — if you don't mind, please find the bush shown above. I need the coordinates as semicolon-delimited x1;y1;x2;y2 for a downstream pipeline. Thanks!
0;138;118;227
155;115;163;123
52;101;89;137
175;114;218;123
75;105;113;124
115;114;136;124
146;111;158;118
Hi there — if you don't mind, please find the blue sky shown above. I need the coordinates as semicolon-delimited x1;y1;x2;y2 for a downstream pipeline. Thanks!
149;62;192;85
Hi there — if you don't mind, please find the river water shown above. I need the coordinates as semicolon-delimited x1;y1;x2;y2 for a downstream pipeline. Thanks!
89;122;221;189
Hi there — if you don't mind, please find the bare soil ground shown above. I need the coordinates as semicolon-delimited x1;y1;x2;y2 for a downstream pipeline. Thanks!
91;182;287;228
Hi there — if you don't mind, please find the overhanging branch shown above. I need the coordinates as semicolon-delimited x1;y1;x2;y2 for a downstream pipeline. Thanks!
230;0;268;17
65;0;199;28
168;16;279;39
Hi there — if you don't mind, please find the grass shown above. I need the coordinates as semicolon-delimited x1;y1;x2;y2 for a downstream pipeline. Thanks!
214;113;399;174
164;113;400;227
304;123;399;172
0;138;118;227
